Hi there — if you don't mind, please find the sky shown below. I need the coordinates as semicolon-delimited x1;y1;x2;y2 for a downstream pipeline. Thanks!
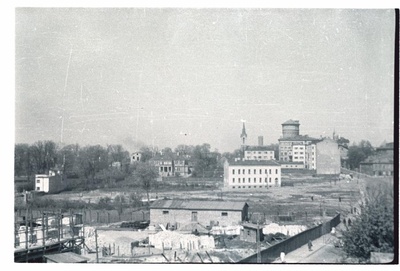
14;8;395;153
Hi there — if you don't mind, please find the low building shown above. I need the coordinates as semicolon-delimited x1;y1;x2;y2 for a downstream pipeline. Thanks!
131;152;142;163
223;160;282;190
240;223;264;243
149;200;249;229
244;146;275;161
35;169;66;193
150;154;192;177
359;154;394;176
279;161;305;169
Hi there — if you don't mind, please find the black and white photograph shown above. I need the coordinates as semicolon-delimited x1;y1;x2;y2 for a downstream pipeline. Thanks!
8;2;397;265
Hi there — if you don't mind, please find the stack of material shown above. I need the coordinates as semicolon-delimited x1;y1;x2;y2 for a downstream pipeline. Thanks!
262;223;307;236
210;225;242;235
148;231;215;251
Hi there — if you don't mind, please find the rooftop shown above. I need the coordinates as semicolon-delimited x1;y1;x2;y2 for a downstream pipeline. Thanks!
150;199;248;211
245;146;275;151
282;119;300;125
228;160;280;166
43;252;89;263
278;135;319;142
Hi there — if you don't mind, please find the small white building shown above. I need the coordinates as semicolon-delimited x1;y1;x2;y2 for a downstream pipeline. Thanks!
224;160;282;190
35;170;65;193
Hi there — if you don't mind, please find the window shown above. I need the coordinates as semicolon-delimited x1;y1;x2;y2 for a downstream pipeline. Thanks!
238;186;241;188
238;178;241;183
232;169;235;174
238;169;241;174
265;178;267;182
276;169;278;174
221;212;228;217
36;180;40;183
233;186;235;189
259;178;262;183
36;187;40;191
232;178;235;183
254;178;256;183
259;169;262;174
269;169;271;174
248;169;251;174
254;169;256;174
247;230;251;236
265;169;267;174
269;178;272;183
163;211;169;215
248;178;251;183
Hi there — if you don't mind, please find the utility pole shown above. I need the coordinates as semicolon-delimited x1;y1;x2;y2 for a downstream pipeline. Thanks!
257;221;261;263
95;229;99;263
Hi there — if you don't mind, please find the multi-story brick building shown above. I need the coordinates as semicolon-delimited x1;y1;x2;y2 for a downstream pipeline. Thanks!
149;200;249;228
223;160;281;190
244;145;275;161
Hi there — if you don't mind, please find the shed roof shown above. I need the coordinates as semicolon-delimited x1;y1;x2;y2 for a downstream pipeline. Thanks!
44;252;89;263
150;200;248;211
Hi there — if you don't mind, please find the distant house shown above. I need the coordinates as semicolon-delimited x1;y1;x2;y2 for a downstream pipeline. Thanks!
149;200;249;229
359;146;393;176
131;152;142;163
240;223;264;243
244;146;275;161
223;159;282;190
149;154;192;177
35;169;66;193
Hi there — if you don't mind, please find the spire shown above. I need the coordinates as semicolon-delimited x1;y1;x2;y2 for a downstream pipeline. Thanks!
240;122;247;143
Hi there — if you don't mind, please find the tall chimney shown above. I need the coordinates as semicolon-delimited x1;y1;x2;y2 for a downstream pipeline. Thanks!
258;136;264;146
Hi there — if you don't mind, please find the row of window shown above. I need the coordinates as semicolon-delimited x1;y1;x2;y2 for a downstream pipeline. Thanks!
293;152;304;155
245;156;274;159
232;177;277;183
232;168;279;175
245;151;273;154
232;185;273;189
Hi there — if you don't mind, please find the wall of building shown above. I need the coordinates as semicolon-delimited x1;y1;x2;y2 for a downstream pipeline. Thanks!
240;228;261;243
150;209;244;228
316;139;340;175
35;175;49;192
244;150;275;160
224;163;281;190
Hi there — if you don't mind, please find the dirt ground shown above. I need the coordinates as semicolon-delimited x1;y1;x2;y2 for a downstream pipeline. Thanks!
43;171;371;263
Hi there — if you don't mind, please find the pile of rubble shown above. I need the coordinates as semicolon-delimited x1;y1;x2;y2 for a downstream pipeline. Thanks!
148;230;215;251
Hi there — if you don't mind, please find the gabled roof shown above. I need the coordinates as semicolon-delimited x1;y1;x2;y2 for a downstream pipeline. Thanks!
150;199;248;211
228;160;280;166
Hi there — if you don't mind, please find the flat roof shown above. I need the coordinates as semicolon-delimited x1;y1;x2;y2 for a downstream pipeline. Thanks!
44;252;89;263
150;199;248;211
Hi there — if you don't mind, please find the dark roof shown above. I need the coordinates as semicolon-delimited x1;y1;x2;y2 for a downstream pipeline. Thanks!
282;119;300;125
245;146;275;151
150;200;248;211
278;135;319;142
44;252;89;263
228;160;280;166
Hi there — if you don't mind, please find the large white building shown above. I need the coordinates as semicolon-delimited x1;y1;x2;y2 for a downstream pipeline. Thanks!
224;160;281;190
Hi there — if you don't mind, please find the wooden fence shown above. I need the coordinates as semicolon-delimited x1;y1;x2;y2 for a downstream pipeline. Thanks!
239;213;341;263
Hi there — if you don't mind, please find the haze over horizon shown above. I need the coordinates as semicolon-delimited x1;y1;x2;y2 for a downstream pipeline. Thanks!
15;8;395;153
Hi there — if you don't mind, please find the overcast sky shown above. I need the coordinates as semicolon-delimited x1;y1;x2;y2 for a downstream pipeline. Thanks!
15;8;395;152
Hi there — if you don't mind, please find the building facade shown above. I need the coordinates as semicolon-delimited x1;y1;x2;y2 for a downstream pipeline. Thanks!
224;160;282;190
359;143;394;176
244;146;275;161
279;135;318;169
315;138;341;174
149;200;249;228
35;169;65;193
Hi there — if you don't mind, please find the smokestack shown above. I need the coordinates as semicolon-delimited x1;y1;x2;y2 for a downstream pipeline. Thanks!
258;136;264;146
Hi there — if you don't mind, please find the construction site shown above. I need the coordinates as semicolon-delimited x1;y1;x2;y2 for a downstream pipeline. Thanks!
14;169;379;263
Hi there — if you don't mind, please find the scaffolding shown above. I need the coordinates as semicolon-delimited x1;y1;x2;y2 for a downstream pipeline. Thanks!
14;209;85;262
